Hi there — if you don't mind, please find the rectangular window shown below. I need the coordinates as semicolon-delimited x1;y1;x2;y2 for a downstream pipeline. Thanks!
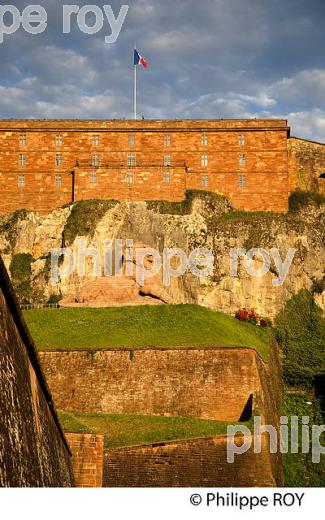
201;175;209;187
56;153;63;167
56;134;63;146
239;153;246;167
128;134;135;146
90;171;97;185
164;154;171;167
239;134;246;146
201;134;208;146
126;172;134;184
201;153;208;167
92;154;100;167
163;171;170;184
18;174;25;187
19;134;26;145
127;153;136;167
55;175;62;187
239;175;246;188
92;135;99;146
164;134;171;147
19;154;26;167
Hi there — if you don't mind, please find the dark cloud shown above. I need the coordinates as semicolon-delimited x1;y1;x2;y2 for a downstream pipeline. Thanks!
0;0;324;140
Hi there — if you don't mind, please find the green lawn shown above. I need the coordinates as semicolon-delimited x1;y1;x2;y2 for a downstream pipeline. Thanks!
23;304;270;358
58;410;252;449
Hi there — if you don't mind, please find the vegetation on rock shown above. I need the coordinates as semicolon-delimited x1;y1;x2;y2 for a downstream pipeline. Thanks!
289;188;325;212
146;189;230;215
62;199;118;246
9;253;34;304
275;289;325;388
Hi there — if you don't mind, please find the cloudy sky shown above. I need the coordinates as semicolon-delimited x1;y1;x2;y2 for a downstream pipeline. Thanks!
0;0;325;141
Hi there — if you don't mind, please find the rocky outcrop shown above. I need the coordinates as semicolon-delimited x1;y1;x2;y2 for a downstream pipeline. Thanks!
60;242;173;307
0;193;324;318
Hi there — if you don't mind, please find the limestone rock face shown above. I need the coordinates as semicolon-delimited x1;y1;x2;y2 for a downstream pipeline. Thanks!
0;196;324;318
60;241;173;307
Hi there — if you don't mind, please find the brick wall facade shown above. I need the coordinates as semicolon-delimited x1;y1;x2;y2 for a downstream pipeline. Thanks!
288;137;325;193
66;433;104;488
39;347;263;422
103;434;275;487
0;119;290;213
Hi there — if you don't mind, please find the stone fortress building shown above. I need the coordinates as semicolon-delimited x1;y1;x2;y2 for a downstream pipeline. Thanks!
0;118;324;215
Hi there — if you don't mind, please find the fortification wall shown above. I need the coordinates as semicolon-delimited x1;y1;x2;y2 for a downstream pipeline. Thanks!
66;433;104;488
103;434;275;487
288;137;325;193
0;119;289;213
39;347;262;421
0;256;73;487
39;345;283;487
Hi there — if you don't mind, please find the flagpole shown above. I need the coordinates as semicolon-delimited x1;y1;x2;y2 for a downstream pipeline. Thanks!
134;62;137;120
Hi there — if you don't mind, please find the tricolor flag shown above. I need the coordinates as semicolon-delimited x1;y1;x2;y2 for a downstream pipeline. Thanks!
134;49;148;69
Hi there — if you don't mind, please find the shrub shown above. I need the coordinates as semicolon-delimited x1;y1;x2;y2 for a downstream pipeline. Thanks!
47;294;62;304
9;253;33;282
260;318;272;328
289;189;325;212
235;308;249;322
235;308;265;326
248;309;260;325
311;277;325;295
275;290;325;388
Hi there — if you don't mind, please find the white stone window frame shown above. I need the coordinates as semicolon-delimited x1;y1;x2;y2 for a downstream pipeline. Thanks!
19;153;26;167
126;171;134;184
239;174;247;188
56;153;63;167
201;153;209;167
201;174;209;187
92;154;100;167
18;174;25;187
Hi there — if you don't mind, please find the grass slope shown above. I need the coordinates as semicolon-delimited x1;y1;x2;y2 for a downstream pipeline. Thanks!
24;304;269;358
283;391;325;487
58;411;251;449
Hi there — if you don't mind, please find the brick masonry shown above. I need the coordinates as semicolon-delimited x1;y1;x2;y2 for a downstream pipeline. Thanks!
0;256;73;487
288;137;325;193
66;433;104;488
0;118;292;213
39;347;263;421
39;345;284;487
103;434;275;487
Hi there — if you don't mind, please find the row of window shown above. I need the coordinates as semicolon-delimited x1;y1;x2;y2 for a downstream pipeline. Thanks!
17;153;247;168
18;174;63;187
18;133;247;147
17;173;247;188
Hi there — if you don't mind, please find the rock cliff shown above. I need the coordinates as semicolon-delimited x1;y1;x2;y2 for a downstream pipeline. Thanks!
0;192;324;318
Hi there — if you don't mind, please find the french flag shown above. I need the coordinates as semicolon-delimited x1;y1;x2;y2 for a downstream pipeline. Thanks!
134;49;148;69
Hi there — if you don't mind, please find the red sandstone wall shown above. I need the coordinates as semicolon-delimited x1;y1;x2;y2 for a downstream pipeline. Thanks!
66;433;104;488
288;137;325;193
103;434;275;487
0;119;289;213
39;345;283;487
39;348;261;421
0;257;73;487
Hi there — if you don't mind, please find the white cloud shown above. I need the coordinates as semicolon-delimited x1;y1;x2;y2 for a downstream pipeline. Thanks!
270;69;325;107
287;109;325;142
